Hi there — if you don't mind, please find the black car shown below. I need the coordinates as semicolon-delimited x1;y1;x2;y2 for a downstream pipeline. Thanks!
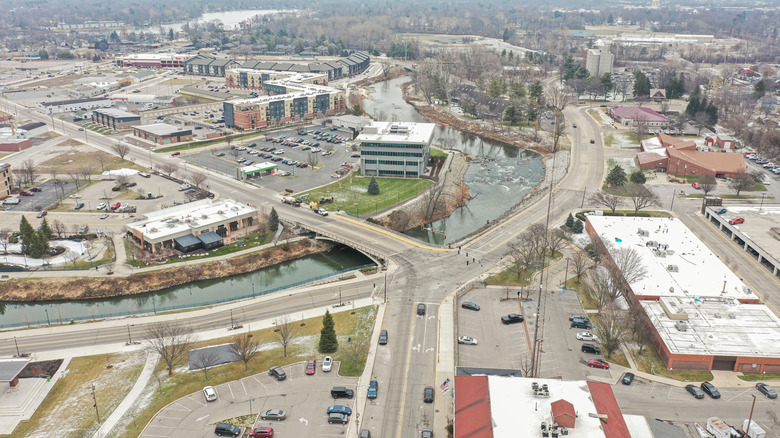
571;319;592;329
756;383;777;399
417;303;426;315
378;329;388;345
621;372;635;385
569;314;589;322
685;384;705;399
74;202;85;210
501;313;524;324
268;366;286;381
461;301;480;311
328;413;349;424
423;386;435;403
700;382;721;399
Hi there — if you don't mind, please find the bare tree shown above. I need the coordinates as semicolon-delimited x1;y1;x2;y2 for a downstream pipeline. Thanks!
274;315;299;358
591;266;620;312
68;172;81;189
21;159;36;186
96;153;109;173
548;228;570;257
229;148;241;160
0;229;10;254
420;183;447;222
627;305;653;354
192;350;221;380
145;322;195;376
341;336;369;370
65;251;79;267
159;163;179;177
112;142;131;160
633;118;648;142
571;251;588;284
307;153;319;167
729;172;755;196
190;171;208;188
79;166;95;182
624;183;660;213
229;333;261;371
590;191;623;213
592;303;626;357
545;83;575;112
51;220;66;238
545;111;567;153
115;175;129;190
610;247;649;286
699;174;717;195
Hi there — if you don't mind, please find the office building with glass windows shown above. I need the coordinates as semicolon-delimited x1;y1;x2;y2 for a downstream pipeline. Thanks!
356;122;436;178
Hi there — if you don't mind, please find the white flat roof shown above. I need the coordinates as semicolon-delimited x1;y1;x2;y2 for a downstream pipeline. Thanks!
357;121;436;145
641;298;780;357
488;376;605;438
587;216;754;300
128;199;256;243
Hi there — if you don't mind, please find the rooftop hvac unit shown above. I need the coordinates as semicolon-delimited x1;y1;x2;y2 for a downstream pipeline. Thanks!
655;249;667;257
648;240;659;248
638;228;649;236
217;210;224;214
743;286;752;295
714;313;721;318
669;287;675;293
675;321;688;332
231;207;239;211
667;265;679;272
201;214;208;219
729;313;736;319
150;228;158;232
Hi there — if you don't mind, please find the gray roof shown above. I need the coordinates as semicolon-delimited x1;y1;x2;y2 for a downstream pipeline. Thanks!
94;108;140;119
174;234;201;247
198;231;223;245
135;123;191;137
0;358;31;382
274;62;294;71
41;97;108;107
289;64;311;72
210;59;236;67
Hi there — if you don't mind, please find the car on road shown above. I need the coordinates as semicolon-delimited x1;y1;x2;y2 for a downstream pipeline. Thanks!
501;313;524;324
216;152;225;157
322;356;333;372
685;384;705;399
590;139;595;144
622;372;635;385
97;202;107;210
20;191;33;196
569;314;590;321
328;413;349;424
714;208;728;214
729;217;745;225
316;208;329;216
171;151;181;156
36;210;47;218
30;187;42;192
248;427;274;437
306;359;316;375
572;124;577;128
74;202;85;210
100;213;109;219
417;303;426;315
268;366;286;381
701;382;721;399
458;336;478;345
260;409;287;421
421;429;433;438
691;182;701;189
327;405;353;415
756;383;777;399
378;329;388;345
368;380;378;399
576;332;599;342
423;386;435;403
203;385;217;402
571;319;592;329
461;301;480;311
587;359;610;369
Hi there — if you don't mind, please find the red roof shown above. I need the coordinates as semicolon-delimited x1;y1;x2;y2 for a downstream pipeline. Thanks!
587;381;631;438
454;376;493;438
657;133;696;150
550;399;576;420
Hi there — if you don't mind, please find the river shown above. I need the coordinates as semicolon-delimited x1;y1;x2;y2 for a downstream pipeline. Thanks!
362;77;545;244
0;247;372;329
146;9;291;34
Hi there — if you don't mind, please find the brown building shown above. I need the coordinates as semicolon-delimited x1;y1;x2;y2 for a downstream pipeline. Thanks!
133;123;193;145
0;162;12;198
637;133;746;178
92;108;141;130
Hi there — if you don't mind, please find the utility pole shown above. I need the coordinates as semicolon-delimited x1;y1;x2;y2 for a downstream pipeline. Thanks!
744;394;756;435
384;271;388;304
91;383;101;424
126;324;133;344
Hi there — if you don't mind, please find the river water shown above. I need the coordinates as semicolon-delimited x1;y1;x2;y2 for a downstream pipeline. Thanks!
0;247;372;329
147;10;290;33
362;77;545;244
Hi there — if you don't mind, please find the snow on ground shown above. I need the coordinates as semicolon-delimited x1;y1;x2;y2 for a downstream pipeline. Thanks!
1;239;96;267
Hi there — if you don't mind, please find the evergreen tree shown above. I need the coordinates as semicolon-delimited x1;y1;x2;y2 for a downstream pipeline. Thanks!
19;216;35;255
630;171;647;185
600;73;613;95
368;177;380;195
319;310;338;353
606;165;628;187
565;213;575;229
503;105;516;125
529;81;545;105
168;28;175;41
754;79;766;99
632;70;650;97
572;219;584;234
270;207;279;231
39;218;52;242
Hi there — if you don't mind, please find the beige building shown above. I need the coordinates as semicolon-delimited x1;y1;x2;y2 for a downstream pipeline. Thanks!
586;47;614;78
0;163;11;198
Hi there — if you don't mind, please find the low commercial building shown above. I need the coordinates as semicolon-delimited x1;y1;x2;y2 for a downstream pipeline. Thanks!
92;108;141;130
331;115;371;131
0;162;12;198
118;53;193;68
238;162;278;179
126;198;258;253
36;97;113;114
184;54;240;76
586;215;780;372
356;122;435;178
608;106;670;127
637;133;746;178
133;123;192;145
703;205;780;277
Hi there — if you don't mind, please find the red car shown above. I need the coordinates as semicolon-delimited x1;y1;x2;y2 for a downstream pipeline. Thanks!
729;217;745;225
305;359;316;375
110;202;121;210
691;182;701;189
20;191;33;196
171;151;181;156
588;359;610;369
249;427;274;437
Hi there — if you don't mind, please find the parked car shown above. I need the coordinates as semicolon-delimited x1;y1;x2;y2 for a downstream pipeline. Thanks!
714;208;728;214
36;210;47;218
458;336;478;345
756;383;777;399
421;429;433;438
581;343;601;354
569;314;589;321
203;385;217;402
328;413;349;424
691;182;701;189
74;202;85;210
729;217;745;225
685;384;705;399
268;366;286;381
214;423;242;437
305;359;316;375
571;319;592;329
417;303;426;315
110;202;121;210
248;427;274;437
178;184;192;191
20;191;33;196
331;386;354;399
367;380;378;399
29;187;42;192
96;202;107;210
322;356;333;372
461;301;480;311
327;405;353;415
423;386;435;403
588;359;610;369
622;372;635;385
700;382;721;399
378;329;388;345
501;313;524;324
171;151;181;156
576;332;598;342
260;409;287;421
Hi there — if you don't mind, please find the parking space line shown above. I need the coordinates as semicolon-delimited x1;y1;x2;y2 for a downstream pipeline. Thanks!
239;379;248;397
251;375;267;388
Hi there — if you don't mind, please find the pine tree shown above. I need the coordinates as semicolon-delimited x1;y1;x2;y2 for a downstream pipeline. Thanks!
565;213;575;229
572;219;584;234
270;207;279;231
19;216;35;256
630;171;647;185
319;310;339;353
368;177;380;195
606;165;627;187
39;218;53;242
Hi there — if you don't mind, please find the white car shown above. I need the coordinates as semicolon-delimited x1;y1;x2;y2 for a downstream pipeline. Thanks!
69;194;82;199
96;202;107;210
458;336;478;345
203;385;217;402
322;356;333;372
576;332;599;342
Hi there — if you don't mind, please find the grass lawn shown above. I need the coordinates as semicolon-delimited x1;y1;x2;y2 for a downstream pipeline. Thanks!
603;133;615;147
297;175;433;216
125;230;272;268
5;351;146;437
430;147;448;158
633;346;713;382
485;251;563;287
39;150;144;174
114;306;377;438
562;277;597;310
739;373;780;381
605;350;630;368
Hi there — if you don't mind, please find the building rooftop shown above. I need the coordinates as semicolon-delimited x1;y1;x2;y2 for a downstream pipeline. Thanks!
94;108;140;119
586;216;755;300
357;121;436;145
667;148;746;175
134;123;191;136
609;106;670;123
715;206;780;263
39;97;110;107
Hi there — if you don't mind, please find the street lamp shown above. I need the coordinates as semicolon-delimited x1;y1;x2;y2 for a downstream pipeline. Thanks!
126;324;133;344
760;193;766;211
44;308;51;326
13;336;20;356
252;282;255;298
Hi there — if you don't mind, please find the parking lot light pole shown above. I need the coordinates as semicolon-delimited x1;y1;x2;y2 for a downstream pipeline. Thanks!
13;337;20;356
126;324;133;344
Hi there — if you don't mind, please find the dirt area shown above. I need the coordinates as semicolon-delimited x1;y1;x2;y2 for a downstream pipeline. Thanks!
20;359;64;378
25;75;82;89
0;239;331;302
56;139;85;147
39;145;143;174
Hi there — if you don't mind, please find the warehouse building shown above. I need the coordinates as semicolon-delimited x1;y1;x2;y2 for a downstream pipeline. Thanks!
184;55;240;76
92;108;141;130
133;123;192;145
586;215;780;372
126;199;257;253
118;53;194;68
356;122;436;178
37;97;113;114
232;51;369;80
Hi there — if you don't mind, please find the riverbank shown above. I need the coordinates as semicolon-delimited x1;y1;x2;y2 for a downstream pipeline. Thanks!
0;239;332;302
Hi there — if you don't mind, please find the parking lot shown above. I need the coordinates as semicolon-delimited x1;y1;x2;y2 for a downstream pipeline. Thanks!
184;127;359;193
4;179;79;212
140;361;359;438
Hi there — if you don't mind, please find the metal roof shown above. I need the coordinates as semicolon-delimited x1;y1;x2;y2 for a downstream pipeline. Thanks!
0;358;31;382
